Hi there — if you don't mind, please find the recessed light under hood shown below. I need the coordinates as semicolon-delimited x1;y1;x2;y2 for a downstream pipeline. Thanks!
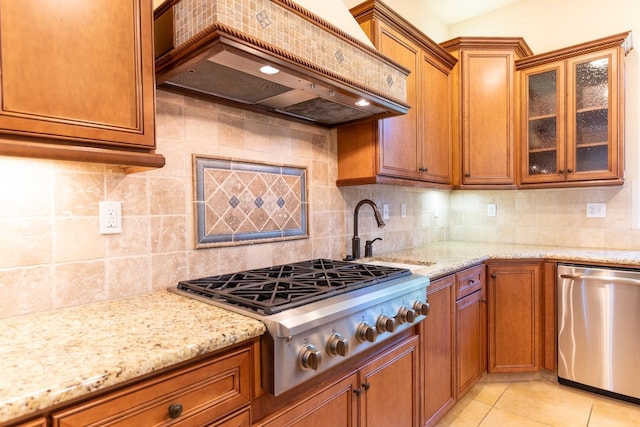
154;0;410;128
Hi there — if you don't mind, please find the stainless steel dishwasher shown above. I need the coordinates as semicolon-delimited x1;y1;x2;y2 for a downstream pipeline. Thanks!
557;264;640;404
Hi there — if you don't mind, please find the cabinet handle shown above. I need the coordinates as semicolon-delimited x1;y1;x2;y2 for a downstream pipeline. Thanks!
465;173;471;177
480;299;487;304
559;169;564;174
419;167;429;172
567;168;574;173
168;403;183;419
353;387;362;396
491;273;496;278
362;382;371;391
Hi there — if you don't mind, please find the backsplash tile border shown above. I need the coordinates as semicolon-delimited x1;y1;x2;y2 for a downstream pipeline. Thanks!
193;155;308;247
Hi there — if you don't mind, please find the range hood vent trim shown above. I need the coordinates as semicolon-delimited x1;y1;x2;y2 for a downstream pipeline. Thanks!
154;0;411;127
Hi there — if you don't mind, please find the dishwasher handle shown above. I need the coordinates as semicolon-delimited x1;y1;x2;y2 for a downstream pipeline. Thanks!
559;273;640;286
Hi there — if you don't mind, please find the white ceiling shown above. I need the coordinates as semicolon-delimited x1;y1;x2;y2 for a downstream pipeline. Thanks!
423;0;522;24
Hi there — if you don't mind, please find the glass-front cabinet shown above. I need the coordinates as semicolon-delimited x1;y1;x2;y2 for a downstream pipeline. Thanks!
517;32;632;187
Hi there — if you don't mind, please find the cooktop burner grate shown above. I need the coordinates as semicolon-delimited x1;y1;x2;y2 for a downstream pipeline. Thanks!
176;259;411;314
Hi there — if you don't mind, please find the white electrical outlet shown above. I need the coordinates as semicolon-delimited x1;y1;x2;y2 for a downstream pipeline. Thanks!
99;201;122;234
382;203;390;220
401;203;407;218
487;203;497;217
586;202;606;218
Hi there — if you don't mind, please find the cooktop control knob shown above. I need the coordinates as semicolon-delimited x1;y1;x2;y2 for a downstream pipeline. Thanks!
414;301;430;316
298;344;322;370
397;306;417;324
376;315;396;333
357;322;377;343
326;333;349;357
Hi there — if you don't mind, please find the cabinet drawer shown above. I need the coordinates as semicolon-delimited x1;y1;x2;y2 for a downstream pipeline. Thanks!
52;346;252;427
455;265;484;299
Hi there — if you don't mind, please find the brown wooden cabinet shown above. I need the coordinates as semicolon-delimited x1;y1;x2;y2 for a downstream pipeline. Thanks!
486;261;543;373
8;419;47;427
337;1;456;188
420;275;455;427
0;0;164;172
455;265;486;397
442;37;532;188
255;334;419;427
516;32;631;188
51;344;253;426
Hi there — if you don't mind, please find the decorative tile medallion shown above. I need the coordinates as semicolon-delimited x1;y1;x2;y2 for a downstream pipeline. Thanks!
193;156;308;248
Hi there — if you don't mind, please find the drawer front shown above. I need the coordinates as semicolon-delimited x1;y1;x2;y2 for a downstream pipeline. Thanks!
52;346;252;427
455;265;484;300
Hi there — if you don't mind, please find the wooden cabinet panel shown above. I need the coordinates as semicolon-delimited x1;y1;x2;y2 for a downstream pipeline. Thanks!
377;25;421;181
542;262;557;372
456;287;485;396
422;54;453;184
8;419;47;427
52;346;252;427
487;262;542;373
337;1;456;188
421;275;455;427
0;0;163;171
359;335;419;427
455;264;484;299
517;32;631;188
443;37;532;188
254;373;358;427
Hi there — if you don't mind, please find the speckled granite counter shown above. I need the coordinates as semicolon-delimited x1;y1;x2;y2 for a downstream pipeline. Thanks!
368;241;640;278
0;291;266;424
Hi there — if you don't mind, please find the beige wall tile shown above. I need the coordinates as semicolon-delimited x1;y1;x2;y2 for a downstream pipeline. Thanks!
54;217;104;262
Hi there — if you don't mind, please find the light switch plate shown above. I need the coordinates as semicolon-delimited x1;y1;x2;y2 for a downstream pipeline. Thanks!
487;203;497;217
586;202;606;218
401;203;407;218
99;201;122;234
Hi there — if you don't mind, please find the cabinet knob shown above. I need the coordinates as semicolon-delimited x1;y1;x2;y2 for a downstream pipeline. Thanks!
168;403;183;419
419;167;429;172
362;382;371;391
465;173;471;177
559;169;565;174
567;168;574;173
491;272;497;278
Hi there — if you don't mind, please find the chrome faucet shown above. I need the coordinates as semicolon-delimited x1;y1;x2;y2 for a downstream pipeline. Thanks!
350;199;385;260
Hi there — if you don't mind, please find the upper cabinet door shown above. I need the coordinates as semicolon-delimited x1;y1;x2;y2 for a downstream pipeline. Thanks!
566;50;620;181
377;24;422;181
520;63;566;183
0;0;163;170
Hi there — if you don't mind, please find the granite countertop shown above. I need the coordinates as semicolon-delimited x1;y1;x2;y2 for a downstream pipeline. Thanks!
0;291;266;424
2;242;640;424
369;241;640;278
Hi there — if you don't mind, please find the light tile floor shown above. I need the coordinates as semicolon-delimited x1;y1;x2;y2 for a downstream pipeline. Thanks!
435;374;640;426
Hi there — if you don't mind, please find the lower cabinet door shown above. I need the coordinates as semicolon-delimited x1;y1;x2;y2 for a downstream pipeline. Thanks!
422;275;456;426
487;262;542;372
359;335;420;427
456;289;485;397
253;373;359;427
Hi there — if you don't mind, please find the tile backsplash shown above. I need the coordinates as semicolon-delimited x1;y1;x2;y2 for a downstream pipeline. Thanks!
1;88;638;319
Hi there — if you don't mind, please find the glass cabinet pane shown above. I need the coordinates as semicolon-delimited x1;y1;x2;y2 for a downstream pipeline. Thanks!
529;71;556;117
574;57;609;172
527;70;558;176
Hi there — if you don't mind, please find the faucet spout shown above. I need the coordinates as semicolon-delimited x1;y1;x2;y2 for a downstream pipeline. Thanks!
352;199;385;260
